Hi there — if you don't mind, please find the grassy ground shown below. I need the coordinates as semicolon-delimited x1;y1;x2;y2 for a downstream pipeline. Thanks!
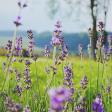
0;56;112;112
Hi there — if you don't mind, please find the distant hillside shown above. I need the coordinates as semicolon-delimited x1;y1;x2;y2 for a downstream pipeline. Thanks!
0;31;111;54
35;32;89;54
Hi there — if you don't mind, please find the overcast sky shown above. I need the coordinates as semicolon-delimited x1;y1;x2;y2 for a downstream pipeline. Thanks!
0;0;112;33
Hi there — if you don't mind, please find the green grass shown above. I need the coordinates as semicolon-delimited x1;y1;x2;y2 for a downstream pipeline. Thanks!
0;56;112;112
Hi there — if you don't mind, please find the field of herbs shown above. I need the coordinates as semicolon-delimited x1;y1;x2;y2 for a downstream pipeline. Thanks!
0;0;112;112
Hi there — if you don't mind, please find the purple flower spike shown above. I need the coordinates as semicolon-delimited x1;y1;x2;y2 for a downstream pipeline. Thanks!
48;87;70;112
92;94;104;112
44;45;50;57
51;21;63;46
64;64;74;99
80;75;88;89
14;16;22;27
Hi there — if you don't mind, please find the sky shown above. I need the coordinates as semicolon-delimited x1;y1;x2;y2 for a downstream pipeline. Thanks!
0;0;112;33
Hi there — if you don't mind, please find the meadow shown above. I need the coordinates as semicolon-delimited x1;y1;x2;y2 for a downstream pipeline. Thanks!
0;55;112;112
0;1;112;112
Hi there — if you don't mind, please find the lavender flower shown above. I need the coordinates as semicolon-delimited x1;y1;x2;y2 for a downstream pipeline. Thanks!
50;66;57;75
5;40;12;58
44;45;50;57
74;96;87;112
23;106;31;112
59;44;68;61
24;60;32;89
15;37;22;56
27;30;35;57
45;67;50;74
48;87;70;112
2;62;6;71
106;85;111;93
25;60;31;66
15;85;22;96
96;22;106;62
4;97;22;112
80;75;88;89
17;0;28;8
92;94;104;112
14;16;22;27
64;64;74;98
15;69;21;82
51;21;63;46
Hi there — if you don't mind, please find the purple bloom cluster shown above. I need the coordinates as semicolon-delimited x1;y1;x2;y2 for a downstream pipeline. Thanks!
96;22;112;62
14;16;22;27
4;97;22;112
59;44;68;61
15;37;22;56
27;30;35;57
14;0;27;27
44;45;50;57
15;69;21;82
64;64;74;98
5;40;13;58
51;21;63;46
48;87;70;112
23;106;31;112
80;75;88;89
74;97;86;112
17;0;28;9
92;94;104;112
15;85;22;96
24;60;32;89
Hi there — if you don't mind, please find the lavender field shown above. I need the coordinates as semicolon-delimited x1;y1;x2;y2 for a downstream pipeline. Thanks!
0;0;112;112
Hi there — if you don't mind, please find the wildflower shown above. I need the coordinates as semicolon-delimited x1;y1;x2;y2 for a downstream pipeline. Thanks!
5;40;12;57
74;97;87;112
51;21;63;46
18;58;23;63
15;69;21;82
15;85;22;96
2;62;6;71
32;55;38;61
80;75;88;89
25;60;31;66
12;58;17;62
44;45;50;57
17;0;28;8
59;44;68;61
14;16;22;27
50;66;57;75
92;94;104;112
64;64;74;98
45;67;50;74
106;85;111;93
24;60;32;89
23;106;31;112
4;97;22;112
9;67;13;74
48;87;70;112
27;30;35;57
15;37;22;56
74;104;86;112
78;44;83;56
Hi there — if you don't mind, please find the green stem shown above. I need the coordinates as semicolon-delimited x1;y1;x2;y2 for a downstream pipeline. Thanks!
1;27;17;92
52;46;56;66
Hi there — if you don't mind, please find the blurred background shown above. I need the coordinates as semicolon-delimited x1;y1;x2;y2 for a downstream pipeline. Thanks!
0;0;112;55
